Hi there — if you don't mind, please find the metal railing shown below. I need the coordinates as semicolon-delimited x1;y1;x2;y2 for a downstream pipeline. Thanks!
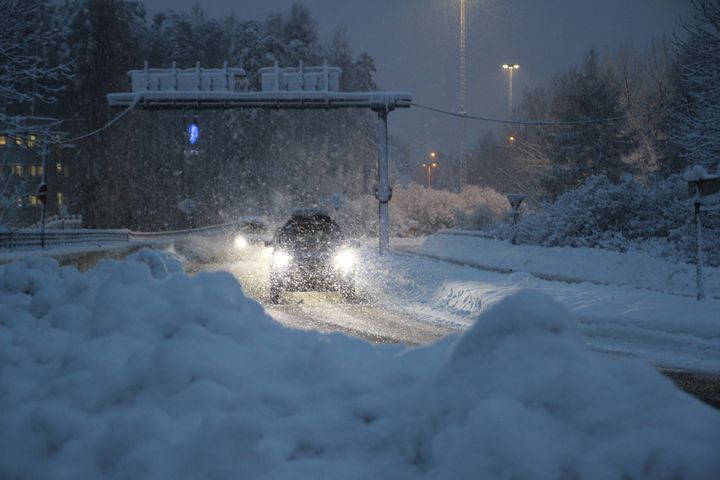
0;229;129;249
0;221;253;250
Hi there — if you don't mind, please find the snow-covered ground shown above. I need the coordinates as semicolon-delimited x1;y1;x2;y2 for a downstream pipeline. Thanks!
407;230;720;297
1;250;719;479
389;232;720;374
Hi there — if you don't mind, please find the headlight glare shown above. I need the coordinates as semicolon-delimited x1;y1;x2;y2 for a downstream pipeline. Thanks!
333;249;355;270
272;250;293;268
234;235;249;250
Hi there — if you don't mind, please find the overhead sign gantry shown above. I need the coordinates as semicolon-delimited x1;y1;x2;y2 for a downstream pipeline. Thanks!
107;61;412;254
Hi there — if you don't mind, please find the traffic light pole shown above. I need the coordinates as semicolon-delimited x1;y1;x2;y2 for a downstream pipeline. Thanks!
38;137;49;248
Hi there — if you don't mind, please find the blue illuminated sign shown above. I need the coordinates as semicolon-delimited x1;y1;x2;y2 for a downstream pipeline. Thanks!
187;123;199;145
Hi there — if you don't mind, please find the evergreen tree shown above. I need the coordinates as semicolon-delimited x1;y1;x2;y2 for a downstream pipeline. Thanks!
546;50;634;194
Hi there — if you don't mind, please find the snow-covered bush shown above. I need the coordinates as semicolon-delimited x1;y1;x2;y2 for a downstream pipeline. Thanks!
338;185;508;237
489;175;720;266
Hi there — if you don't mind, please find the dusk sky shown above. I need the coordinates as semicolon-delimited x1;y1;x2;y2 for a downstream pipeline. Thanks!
143;0;692;161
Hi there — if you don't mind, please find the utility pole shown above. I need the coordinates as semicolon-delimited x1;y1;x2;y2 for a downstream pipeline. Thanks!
376;109;391;255
37;130;49;247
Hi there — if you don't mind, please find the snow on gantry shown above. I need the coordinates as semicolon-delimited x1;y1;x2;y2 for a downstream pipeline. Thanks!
0;251;719;479
107;61;412;110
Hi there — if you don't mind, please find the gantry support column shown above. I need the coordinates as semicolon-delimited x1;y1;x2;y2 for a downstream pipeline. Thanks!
375;108;392;255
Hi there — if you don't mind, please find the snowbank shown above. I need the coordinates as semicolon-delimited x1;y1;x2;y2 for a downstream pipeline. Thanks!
1;251;719;479
411;231;720;297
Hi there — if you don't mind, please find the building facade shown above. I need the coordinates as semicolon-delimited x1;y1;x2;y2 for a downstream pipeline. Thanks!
0;131;70;228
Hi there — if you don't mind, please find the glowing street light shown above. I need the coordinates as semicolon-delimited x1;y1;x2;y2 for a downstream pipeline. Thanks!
422;152;440;188
502;64;520;120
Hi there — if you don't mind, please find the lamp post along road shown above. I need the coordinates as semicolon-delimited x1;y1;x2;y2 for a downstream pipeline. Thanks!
459;0;467;189
502;64;519;119
422;152;439;189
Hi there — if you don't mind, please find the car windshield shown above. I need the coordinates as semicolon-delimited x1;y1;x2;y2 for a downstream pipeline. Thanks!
277;218;342;251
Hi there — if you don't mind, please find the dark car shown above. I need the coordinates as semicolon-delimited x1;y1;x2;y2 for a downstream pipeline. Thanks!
268;209;356;303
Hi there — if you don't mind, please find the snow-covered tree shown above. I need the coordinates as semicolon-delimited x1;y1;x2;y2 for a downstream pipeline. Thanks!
545;50;635;194
613;40;681;174
673;0;720;172
0;0;71;128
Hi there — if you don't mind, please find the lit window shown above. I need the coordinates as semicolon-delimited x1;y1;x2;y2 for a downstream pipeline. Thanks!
30;165;44;176
29;195;39;206
0;135;6;147
56;163;66;176
15;137;23;146
12;165;23;176
28;135;36;148
57;192;64;206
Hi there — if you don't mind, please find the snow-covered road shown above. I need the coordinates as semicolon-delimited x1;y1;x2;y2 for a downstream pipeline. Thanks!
266;301;452;345
186;233;720;378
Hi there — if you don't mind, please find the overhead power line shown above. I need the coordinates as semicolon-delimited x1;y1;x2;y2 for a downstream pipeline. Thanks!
411;101;685;127
57;95;143;145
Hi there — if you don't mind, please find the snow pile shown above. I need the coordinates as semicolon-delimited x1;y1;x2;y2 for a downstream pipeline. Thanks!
1;252;719;479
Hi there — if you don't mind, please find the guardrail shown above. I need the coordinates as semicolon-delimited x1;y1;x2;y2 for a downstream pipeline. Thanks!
0;221;250;250
128;222;242;240
0;229;130;249
436;229;497;240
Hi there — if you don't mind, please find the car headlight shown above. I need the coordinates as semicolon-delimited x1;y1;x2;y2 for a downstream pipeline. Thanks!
333;249;355;271
234;235;249;250
272;250;293;268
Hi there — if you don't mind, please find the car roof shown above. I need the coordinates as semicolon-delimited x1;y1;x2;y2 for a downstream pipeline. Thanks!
290;208;333;222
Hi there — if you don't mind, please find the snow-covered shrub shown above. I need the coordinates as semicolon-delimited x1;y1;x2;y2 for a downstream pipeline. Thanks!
390;184;509;236
489;175;720;266
338;185;508;237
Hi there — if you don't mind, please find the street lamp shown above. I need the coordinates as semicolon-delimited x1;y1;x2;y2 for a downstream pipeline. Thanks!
422;152;439;188
459;0;467;188
502;64;519;120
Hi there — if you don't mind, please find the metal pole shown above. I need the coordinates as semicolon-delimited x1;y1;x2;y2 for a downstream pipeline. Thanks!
377;110;390;255
459;0;467;190
508;68;513;120
40;138;48;248
695;203;705;301
427;165;432;189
